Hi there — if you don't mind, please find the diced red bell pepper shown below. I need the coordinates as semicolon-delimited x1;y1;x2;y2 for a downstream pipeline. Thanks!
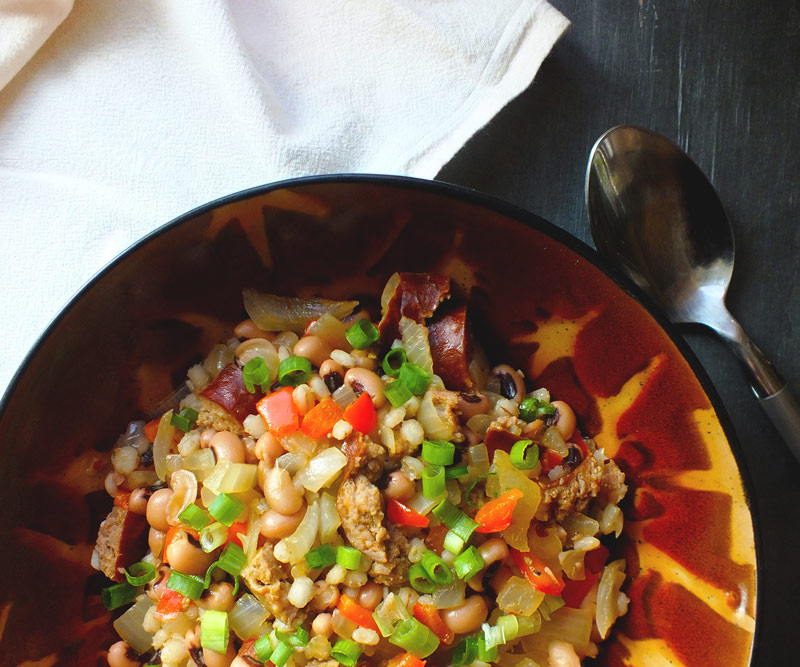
113;490;131;510
228;521;248;548
541;449;564;474
154;587;187;621
562;570;600;608
387;652;426;667
343;392;377;434
386;499;429;528
337;594;379;631
510;548;565;596
257;386;300;436
413;601;454;645
474;488;523;534
144;418;160;443
301;397;344;439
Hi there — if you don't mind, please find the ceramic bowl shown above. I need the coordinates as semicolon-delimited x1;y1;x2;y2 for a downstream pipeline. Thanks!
0;176;757;666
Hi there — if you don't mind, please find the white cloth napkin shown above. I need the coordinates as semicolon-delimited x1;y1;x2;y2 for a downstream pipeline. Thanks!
0;0;569;397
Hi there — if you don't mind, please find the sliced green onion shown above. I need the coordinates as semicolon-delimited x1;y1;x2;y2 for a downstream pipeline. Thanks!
510;439;540;470
218;542;246;577
292;626;309;647
421;439;455;465
519;397;556;422
450;513;479;542
278;356;313;387
384;378;413;408
477;635;498;662
200;521;228;553
422;464;445;499
166;571;205;601
336;545;363;570
408;563;437;594
345;319;379;350
124;561;156;586
483;622;506;651
270;641;293;667
443;530;465;555
382;348;407;377
200;609;229;654
445;464;469;479
242;357;271;393
454;545;484;580
305;544;337;569
179;504;211;531
420;550;454;586
389;617;440;658
101;582;138;611
254;634;273;662
332;639;363;666
170;407;199;432
208;492;244;527
452;637;478;666
539;594;565;621
431;498;461;526
397;362;430;395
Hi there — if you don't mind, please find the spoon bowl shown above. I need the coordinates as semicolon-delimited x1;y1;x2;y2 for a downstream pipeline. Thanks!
586;125;800;455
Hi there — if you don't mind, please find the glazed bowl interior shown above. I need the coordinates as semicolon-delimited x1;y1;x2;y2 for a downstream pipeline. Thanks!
0;176;757;666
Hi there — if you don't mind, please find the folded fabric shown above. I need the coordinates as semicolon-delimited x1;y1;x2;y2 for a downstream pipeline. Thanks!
0;0;569;396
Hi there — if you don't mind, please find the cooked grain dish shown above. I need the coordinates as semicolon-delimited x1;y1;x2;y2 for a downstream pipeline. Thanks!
93;273;629;667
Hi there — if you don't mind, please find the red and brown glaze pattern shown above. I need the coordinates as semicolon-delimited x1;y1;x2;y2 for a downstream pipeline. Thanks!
0;178;756;665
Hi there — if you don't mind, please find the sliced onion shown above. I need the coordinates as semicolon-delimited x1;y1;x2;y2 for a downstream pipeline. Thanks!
307;313;350;350
203;343;235;379
319;491;341;543
203;459;258;494
243;289;358;333
468;443;490;474
561;513;600;539
152;410;175;481
242;499;265;564
331;607;357;640
418;389;455;441
166;470;198;526
296;447;348;492
497;576;545;616
399;316;433;374
407;491;439;516
276;451;308;475
432;580;465;609
183;448;216;482
229;593;269;640
274;496;320;564
332;383;357;409
400;456;425;480
113;595;155;654
380;272;401;315
596;559;628;639
543;426;569;457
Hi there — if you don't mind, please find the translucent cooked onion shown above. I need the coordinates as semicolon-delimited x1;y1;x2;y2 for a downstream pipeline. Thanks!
399;316;433;374
307;313;350;350
319;491;341;544
599;504;623;538
235;338;279;381
113;595;155;654
276;452;308;475
380;273;401;315
275;496;320;564
485;450;541;550
243;289;358;333
468;443;490;476
203;343;235;378
296;447;348;492
203;459;258;494
432;580;465;609
229;593;268;640
331;607;357;640
332;383;357;409
407;491;439;516
418;390;455;440
152;410;175;481
166;470;198;525
596;559;628;639
521;607;594;660
561;513;600;539
497;576;545;616
543;426;569;457
183;448;216;482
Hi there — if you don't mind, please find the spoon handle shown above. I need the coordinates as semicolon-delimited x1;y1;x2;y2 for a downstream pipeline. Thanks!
721;319;800;458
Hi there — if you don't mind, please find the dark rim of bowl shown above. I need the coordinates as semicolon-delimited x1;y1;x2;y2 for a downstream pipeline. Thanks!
0;173;761;663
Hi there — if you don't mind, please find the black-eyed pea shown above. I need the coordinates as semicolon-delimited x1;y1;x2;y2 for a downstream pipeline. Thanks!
490;365;525;404
209;431;245;463
260;506;306;538
146;488;173;532
440;596;489;635
128;487;151;515
197;581;236;612
264;465;303;515
202;643;236;667
344;367;385;408
383;471;415;502
293;335;334;368
165;529;217;576
551;400;576;441
254;432;285;465
312;612;334;637
107;640;140;667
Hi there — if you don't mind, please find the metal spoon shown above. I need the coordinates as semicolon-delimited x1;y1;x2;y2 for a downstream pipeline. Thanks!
585;125;800;457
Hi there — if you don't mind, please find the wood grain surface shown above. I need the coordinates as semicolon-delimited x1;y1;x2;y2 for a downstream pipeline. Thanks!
440;1;799;664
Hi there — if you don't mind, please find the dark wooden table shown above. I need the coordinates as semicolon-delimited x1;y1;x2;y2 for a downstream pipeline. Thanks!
441;2;799;664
